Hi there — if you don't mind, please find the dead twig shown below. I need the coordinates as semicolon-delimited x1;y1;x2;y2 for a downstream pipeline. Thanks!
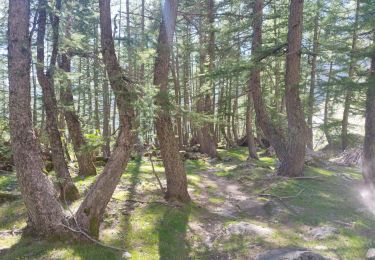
257;188;305;200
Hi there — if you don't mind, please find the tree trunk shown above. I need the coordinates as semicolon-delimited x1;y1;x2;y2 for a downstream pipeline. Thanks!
249;0;287;162
323;61;334;147
102;74;111;158
36;0;79;201
277;0;307;177
153;0;190;202
307;0;320;149
75;0;137;237
341;0;359;151
196;14;218;157
59;14;97;177
246;93;258;160
362;42;375;186
8;0;67;237
171;49;183;148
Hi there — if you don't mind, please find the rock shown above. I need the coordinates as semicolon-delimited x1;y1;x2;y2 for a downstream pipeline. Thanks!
256;247;326;260
212;208;238;218
222;157;232;162
366;248;375;260
333;173;355;181
122;252;132;259
184;152;200;160
237;162;256;169
308;226;339;240
226;222;273;237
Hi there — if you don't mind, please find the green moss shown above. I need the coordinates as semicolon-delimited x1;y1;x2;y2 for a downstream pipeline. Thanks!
89;216;100;239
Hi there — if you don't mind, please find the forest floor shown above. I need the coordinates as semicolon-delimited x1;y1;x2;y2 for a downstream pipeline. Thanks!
0;147;375;259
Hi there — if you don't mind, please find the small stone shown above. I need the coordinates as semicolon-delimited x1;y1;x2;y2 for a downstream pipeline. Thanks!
226;222;273;237
308;226;339;240
366;248;375;259
122;252;132;259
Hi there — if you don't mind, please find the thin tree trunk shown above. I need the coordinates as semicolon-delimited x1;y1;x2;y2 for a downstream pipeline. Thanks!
59;13;97;177
171;49;183;148
8;0;66;237
341;0;359;151
307;0;320;149
93;25;101;133
323;61;334;147
36;0;79;201
232;82;239;144
32;61;38;126
247;91;258;159
102;73;111;158
153;0;190;202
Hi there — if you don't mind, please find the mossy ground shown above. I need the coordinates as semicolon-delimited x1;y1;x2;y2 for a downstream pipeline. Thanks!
0;147;374;259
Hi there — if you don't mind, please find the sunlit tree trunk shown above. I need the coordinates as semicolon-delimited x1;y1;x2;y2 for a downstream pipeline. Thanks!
307;0;320;149
8;0;67;237
277;0;307;177
153;0;190;202
75;0;137;237
59;12;97;177
36;0;79;201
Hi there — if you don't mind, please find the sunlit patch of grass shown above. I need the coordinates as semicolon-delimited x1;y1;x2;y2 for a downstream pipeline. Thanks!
0;200;27;230
208;197;225;204
1;148;373;259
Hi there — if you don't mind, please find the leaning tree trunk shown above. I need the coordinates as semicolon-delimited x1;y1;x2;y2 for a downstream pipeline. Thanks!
75;0;137;237
153;0;190;202
59;14;96;177
36;0;79;201
8;0;67;237
277;0;307;177
362;40;375;187
249;0;288;162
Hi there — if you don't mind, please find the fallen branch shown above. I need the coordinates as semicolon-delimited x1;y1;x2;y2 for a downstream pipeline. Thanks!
124;199;181;207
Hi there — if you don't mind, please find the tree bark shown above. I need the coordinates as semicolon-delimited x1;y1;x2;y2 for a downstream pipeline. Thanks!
246;93;258;159
75;0;137;237
102;74;111;158
59;13;97;177
249;0;288;162
36;0;79;201
341;0;359;151
277;0;307;177
307;0;320;149
153;0;190;202
323;61;334;147
196;17;218;157
8;0;67;237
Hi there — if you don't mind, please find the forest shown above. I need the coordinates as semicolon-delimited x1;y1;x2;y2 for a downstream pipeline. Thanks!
0;0;375;259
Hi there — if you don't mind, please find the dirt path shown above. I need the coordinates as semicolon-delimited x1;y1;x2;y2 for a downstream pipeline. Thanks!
192;168;267;219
